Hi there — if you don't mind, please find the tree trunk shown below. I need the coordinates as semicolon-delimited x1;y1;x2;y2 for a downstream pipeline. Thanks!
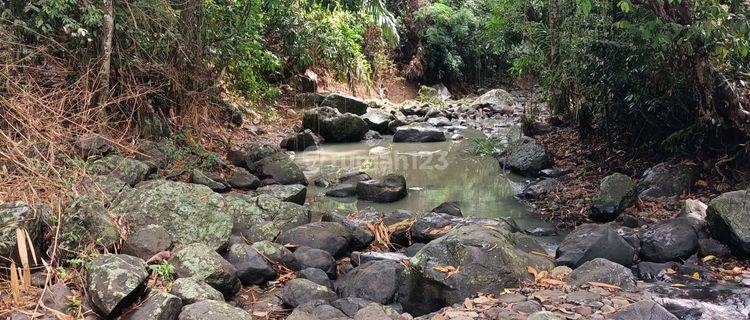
97;0;114;108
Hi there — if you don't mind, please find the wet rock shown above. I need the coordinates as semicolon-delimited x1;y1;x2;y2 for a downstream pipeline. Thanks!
86;254;149;317
637;162;697;200
286;300;348;320
74;175;130;205
364;130;383;140
411;212;517;242
336;260;403;304
256;184;306;205
223;243;276;285
170;278;224;305
299;268;333;289
41;283;72;313
112;180;232;251
354;303;405;320
470;89;519;114
280;278;337;308
326;172;372;198
253;153;308;185
431;201;462;217
190;169;230;192
170;243;241;297
251;240;299;270
393;124;446;143
636;261;680;282
281;129;320;151
567;258;636;291
303;107;369;142
388;118;408;133
399;224;553;315
498;137;553;176
0;201;43;265
404;243;426;257
362;109;395;134
351;251;408;267
88;155;150;186
224;193;309;243
226;168;260;190
356;174;407;203
707;190;750;256
524;227;558;236
122;224;172;261
611;300;677;320
276;222;352;257
639;219;698;262
76;134;112;159
540;168;573;178
294;246;337;278
555;223;636;268
121;290;182;320
321;93;369;115
427;116;451;127
518;178;559;200
589;173;636;222
698;238;731;258
332;297;373;317
178;300;252;319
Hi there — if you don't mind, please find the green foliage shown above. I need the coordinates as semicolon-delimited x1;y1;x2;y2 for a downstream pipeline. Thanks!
468;136;504;157
416;85;446;106
484;0;547;77
149;260;176;281
157;133;223;178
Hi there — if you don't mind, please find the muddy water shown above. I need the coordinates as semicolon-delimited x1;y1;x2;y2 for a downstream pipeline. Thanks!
293;129;561;251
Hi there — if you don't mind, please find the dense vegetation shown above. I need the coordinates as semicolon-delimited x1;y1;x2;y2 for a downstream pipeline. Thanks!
1;0;748;154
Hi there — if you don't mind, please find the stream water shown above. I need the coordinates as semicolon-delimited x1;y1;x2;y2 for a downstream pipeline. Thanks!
292;128;562;252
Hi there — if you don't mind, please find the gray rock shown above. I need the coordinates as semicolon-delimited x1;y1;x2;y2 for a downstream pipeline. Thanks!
74;175;130;205
611;300;677;320
0;201;43;265
698;238;731;258
253;153;308;185
122;224;172;261
567;258;636;291
636;261;679;281
326;172;372;198
518;178;559;200
499;137;553;176
555;223;635;268
227;144;280;169
356;174;407;203
86;254;148;317
393;124;446;143
299;268;333;289
286;300;349;320
637;162;697;200
303;107;369;142
170;243;241;297
170;277;224;305
121;290;182;320
251;240;299;270
135;138;175;170
426;116;451;127
112;180;232;251
470;89;519;114
362;109;395;134
279;278;337;307
399;224;553;315
88;155;150;186
332;297;373;317
280;129;320;151
190;169;229;192
590;173;636;222
223;243;277;285
336;260;404;304
41;283;72;313
256;184;307;205
351;251;408;267
364;130;383;140
276;222;352;257
226;168;260;190
353;303;405;320
430;201;462;217
639;219;698;262
512;300;542;313
321;93;369;115
678;199;708;231
223;193;309;243
294;246;337;278
411;212;517;243
178;300;252;320
76;134;112;159
527;311;564;320
388;118;407;134
707;190;750;256
404;243;426;257
65;198;120;248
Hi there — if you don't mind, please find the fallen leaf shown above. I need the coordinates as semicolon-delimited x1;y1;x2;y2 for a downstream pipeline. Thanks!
434;265;460;278
587;281;622;291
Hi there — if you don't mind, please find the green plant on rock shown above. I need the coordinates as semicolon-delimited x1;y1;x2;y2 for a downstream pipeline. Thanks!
416;85;446;107
149;260;176;281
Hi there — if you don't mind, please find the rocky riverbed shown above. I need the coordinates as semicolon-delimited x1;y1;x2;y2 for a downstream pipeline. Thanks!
3;87;750;320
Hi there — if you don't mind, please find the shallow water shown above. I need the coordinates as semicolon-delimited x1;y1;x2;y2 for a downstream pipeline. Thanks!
292;129;561;251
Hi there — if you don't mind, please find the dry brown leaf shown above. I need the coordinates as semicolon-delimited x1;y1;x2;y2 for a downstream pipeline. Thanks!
588;281;622;291
538;278;567;286
434;265;460;278
427;224;452;235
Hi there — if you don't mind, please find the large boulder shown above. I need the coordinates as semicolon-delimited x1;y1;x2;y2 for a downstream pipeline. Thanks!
170;243;241;297
253;153;308;185
518;178;559;200
336;260;404;304
73;174;131;205
251;240;299;270
122;224;172;261
589;173;636;222
326;172;372;198
87;254;149;318
190;169;230;192
65;198;120;248
411;212;517;243
430;201;462;217
279;278;338;308
280;129;320;151
356;174;407;203
299;268;334;289
361;109;395;134
498;137;553;176
178;300;252;320
393;124;446;143
321;93;369;115
707;190;750;256
276;222;352;257
555;223;635;268
611;300;677;320
639;218;698;262
88;155;150;186
227;168;260;190
224;193;309;243
294;246;337;278
223;243;277;285
170;278;224;305
566;258;636;291
256;184;307;205
637;162;697;200
470;89;519;113
121;290;182;320
302;107;369;142
112;180;233;251
398;224;553;315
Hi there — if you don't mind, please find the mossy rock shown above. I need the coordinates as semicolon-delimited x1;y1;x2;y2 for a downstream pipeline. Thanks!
707;190;750;256
224;193;309;243
88;154;150;186
170;243;241;297
87;254;149;318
